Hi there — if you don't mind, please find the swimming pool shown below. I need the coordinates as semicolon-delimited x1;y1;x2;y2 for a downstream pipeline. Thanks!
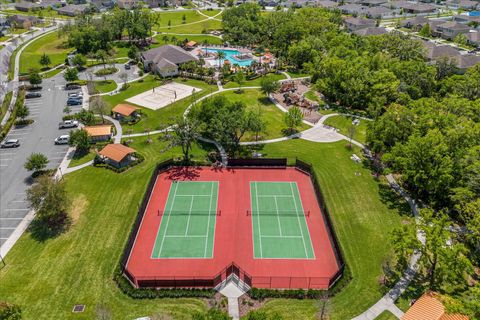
204;48;254;67
468;11;480;16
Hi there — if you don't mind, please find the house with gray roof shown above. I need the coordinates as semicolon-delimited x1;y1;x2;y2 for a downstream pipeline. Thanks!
400;16;430;29
14;2;41;12
141;45;198;77
7;14;38;29
434;21;471;39
453;14;480;25
446;0;478;10
344;16;376;31
338;3;365;14
364;6;394;18
465;31;480;46
353;26;388;36
57;4;89;16
317;0;338;8
361;0;388;7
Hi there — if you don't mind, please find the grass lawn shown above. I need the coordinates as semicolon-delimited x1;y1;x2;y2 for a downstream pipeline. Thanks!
19;31;71;74
199;9;222;17
102;76;218;133
161;19;222;34
153;34;223;46
303;89;320;103
11;28;28;35
1;91;13;119
375;311;398;320
246;139;406;319
0;138;211;319
94;80;117;94
216;89;309;141
323;115;369;145
154;10;208;30
223;73;286;89
41;67;64;79
286;70;310;79
0;35;11;42
67;150;96;168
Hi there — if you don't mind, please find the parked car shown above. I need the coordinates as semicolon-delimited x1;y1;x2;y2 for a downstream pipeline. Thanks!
124;63;131;70
58;120;79;129
66;97;82;106
1;139;20;148
65;83;81;90
54;135;70;145
68;92;83;99
25;92;41;99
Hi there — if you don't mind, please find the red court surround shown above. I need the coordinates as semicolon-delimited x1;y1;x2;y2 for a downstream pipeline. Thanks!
125;167;340;289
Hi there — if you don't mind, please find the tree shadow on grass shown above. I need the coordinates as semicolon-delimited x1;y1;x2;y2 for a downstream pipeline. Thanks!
378;182;413;217
28;215;71;242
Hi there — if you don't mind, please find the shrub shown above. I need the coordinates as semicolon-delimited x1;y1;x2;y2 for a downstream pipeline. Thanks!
14;119;34;126
94;67;118;76
0;301;21;320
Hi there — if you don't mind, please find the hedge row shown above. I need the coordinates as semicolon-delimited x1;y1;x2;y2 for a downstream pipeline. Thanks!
249;267;352;300
113;268;215;299
0;90;25;141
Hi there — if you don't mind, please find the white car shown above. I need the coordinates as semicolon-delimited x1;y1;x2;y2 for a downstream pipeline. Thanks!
54;135;70;145
1;139;20;148
58;120;79;129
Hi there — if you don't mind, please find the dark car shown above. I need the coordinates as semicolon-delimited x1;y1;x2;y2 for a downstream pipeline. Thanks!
25;92;41;99
124;63;131;70
67;99;82;106
65;83;81;90
1;139;20;148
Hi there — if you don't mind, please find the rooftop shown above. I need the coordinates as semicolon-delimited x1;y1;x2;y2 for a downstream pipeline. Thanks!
99;144;135;163
142;45;198;65
112;104;138;117
402;292;469;320
83;125;112;137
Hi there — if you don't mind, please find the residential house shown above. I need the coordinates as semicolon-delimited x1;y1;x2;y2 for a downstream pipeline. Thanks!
98;144;136;168
401;292;469;320
112;104;139;121
141;45;198;77
7;15;38;29
446;0;478;10
361;0;388;7
453;14;480;26
39;0;65;9
117;0;139;9
344;16;376;31
385;0;436;13
456;54;480;70
83;125;113;142
400;16;430;29
353;26;388;36
90;0;115;11
465;31;480;46
57;4;89;16
364;6;394;18
422;41;480;72
0;17;9;37
338;3;365;15
434;21;471;39
14;2;41;12
316;0;338;9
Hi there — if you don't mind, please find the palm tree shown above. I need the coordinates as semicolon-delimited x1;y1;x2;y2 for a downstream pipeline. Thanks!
217;51;226;69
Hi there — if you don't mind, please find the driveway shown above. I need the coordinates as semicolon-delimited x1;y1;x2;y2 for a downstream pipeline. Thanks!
77;63;139;87
0;73;81;247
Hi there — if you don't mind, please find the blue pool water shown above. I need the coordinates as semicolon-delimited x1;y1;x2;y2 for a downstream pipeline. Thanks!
468;11;480;16
204;48;254;67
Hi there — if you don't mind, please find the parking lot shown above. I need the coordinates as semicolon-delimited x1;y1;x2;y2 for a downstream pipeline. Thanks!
0;74;83;247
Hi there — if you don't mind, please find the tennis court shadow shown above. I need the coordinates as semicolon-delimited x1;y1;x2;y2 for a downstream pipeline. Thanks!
167;166;201;181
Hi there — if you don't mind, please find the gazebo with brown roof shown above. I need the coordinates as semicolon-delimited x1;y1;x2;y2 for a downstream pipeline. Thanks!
402;292;469;320
185;40;197;49
112;104;139;120
99;143;136;168
83;124;112;142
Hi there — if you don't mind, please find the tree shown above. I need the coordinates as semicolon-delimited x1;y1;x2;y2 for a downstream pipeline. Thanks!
71;53;87;70
234;70;245;92
161;116;199;162
119;72;128;89
167;20;171;29
16;103;30;120
64;67;79;82
162;35;169;44
90;96;109;123
0;301;22;320
26;175;70;236
390;209;473;292
39;53;51;69
127;46;138;61
63;106;72;115
217;51;226;69
284;106;303;133
419;23;432;38
69;129;90;153
182;13;186;24
29;70;42;88
248;106;266;141
453;33;468;46
347;122;356;149
95;49;108;70
24;153;49;173
260;76;280;96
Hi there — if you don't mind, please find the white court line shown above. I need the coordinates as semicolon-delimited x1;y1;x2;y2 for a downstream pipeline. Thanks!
274;196;283;236
255;182;263;258
165;235;207;238
290;182;310;259
261;235;303;238
184;196;195;236
204;181;214;258
175;194;211;197
257;195;294;198
156;182;179;257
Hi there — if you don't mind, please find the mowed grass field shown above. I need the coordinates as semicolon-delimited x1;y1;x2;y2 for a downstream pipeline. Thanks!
0;139;211;319
102;76;218;133
153;34;223;46
217;89;309;140
153;10;220;30
19;31;70;74
248;139;404;320
323;115;369;145
223;73;286;89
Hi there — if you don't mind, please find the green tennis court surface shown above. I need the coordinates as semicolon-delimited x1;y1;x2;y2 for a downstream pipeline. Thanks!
151;181;219;258
250;182;315;259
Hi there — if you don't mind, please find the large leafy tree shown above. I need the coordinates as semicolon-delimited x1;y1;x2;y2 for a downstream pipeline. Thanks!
161;116;200;163
24;153;49;173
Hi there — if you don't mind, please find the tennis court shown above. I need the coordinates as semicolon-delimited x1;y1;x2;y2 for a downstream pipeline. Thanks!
151;181;219;258
250;182;315;259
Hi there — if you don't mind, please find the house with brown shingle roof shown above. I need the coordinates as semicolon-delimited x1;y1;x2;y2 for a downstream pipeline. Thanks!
83;124;112;142
402;292;469;320
98;143;136;168
112;104;139;121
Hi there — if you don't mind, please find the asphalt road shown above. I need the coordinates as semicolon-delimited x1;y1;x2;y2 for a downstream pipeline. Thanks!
0;74;82;246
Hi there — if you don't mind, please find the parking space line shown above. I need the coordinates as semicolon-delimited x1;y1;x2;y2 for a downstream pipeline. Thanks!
4;208;29;212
